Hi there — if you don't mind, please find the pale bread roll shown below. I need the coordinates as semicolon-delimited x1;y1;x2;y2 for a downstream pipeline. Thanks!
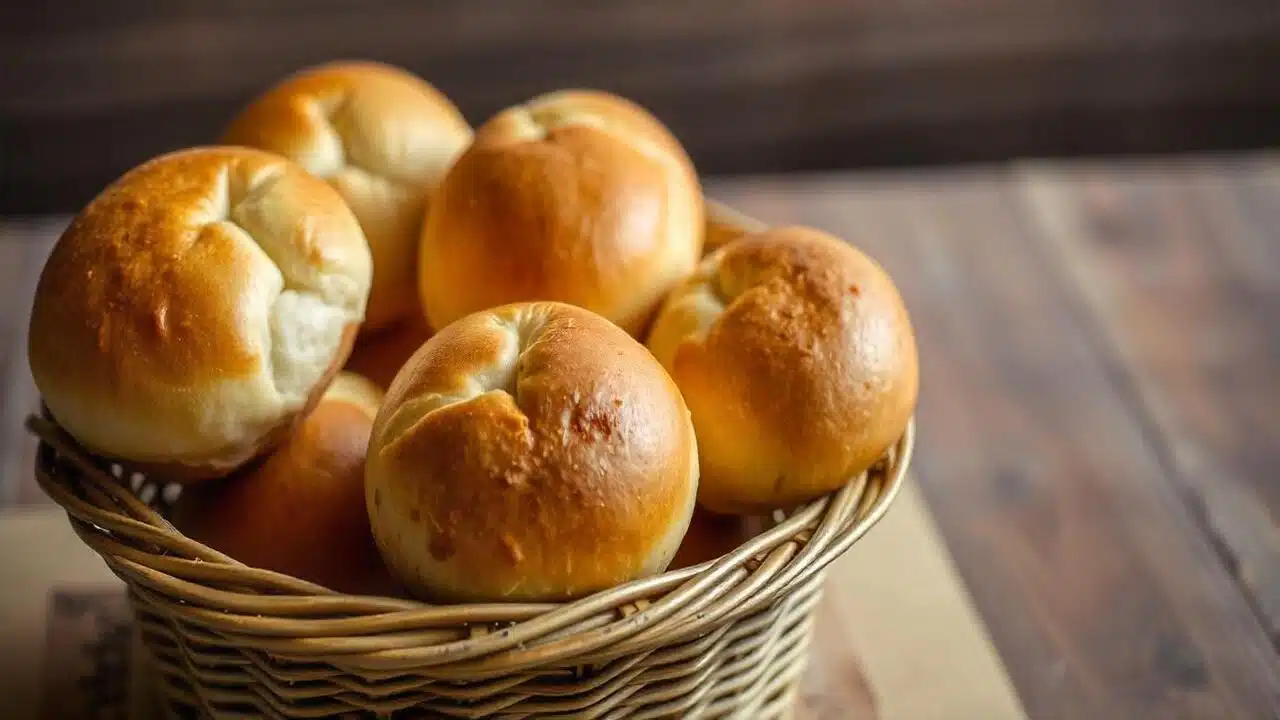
28;146;372;480
223;61;473;331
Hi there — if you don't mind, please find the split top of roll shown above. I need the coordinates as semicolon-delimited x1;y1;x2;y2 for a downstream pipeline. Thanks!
28;146;372;479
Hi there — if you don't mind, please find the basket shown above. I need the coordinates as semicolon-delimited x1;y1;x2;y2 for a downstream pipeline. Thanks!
26;201;916;719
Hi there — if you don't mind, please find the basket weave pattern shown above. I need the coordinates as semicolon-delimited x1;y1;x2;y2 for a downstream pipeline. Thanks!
29;413;911;719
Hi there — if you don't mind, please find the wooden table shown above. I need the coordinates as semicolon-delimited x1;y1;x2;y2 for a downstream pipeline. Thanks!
2;153;1277;718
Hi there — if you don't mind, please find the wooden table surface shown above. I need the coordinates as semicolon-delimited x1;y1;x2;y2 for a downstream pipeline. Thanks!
2;153;1278;718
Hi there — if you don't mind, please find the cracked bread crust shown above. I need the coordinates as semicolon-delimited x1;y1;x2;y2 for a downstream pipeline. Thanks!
28;146;372;481
366;302;699;603
221;60;473;331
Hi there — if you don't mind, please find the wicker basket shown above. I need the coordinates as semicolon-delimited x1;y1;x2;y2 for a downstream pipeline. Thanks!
26;201;916;719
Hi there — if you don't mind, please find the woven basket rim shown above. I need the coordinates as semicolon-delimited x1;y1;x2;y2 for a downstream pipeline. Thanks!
28;413;912;675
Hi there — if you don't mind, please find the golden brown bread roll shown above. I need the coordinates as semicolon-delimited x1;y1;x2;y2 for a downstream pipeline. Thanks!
173;373;400;596
28;146;372;480
366;301;699;602
419;89;703;337
647;227;918;514
222;60;473;332
668;508;754;570
343;313;434;391
702;199;766;256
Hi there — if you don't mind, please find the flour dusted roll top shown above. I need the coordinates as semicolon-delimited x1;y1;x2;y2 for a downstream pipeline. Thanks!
173;373;399;596
647;227;918;514
366;301;699;602
419;90;704;337
223;60;473;331
28;146;372;480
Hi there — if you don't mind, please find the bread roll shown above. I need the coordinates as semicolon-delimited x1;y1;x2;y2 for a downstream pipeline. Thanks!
343;313;433;390
173;373;399;596
703;199;766;256
222;61;473;331
419;89;703;337
366;301;699;602
647;227;918;514
28;146;372;480
669;508;753;570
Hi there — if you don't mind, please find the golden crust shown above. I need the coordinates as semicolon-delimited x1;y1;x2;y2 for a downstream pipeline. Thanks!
322;371;386;416
223;60;473;330
366;302;699;602
28;146;372;478
702;200;765;256
343;314;434;391
647;227;918;513
419;90;703;337
173;372;401;596
669;507;753;570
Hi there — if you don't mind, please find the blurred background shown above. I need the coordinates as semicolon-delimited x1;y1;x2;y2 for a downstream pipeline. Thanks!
3;0;1279;213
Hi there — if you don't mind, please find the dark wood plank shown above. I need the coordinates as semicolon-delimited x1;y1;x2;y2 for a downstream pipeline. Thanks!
3;0;1279;212
1016;155;1280;643
0;220;61;507
709;170;1280;718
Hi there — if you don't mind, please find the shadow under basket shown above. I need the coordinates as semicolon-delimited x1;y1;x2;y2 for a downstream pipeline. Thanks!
25;201;914;719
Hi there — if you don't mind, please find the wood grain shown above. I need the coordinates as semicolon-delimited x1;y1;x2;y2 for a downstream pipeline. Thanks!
711;168;1280;718
1017;155;1280;646
800;479;1027;720
3;0;1279;212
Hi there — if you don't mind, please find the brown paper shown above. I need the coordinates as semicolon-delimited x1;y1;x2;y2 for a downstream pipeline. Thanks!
0;477;1024;720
